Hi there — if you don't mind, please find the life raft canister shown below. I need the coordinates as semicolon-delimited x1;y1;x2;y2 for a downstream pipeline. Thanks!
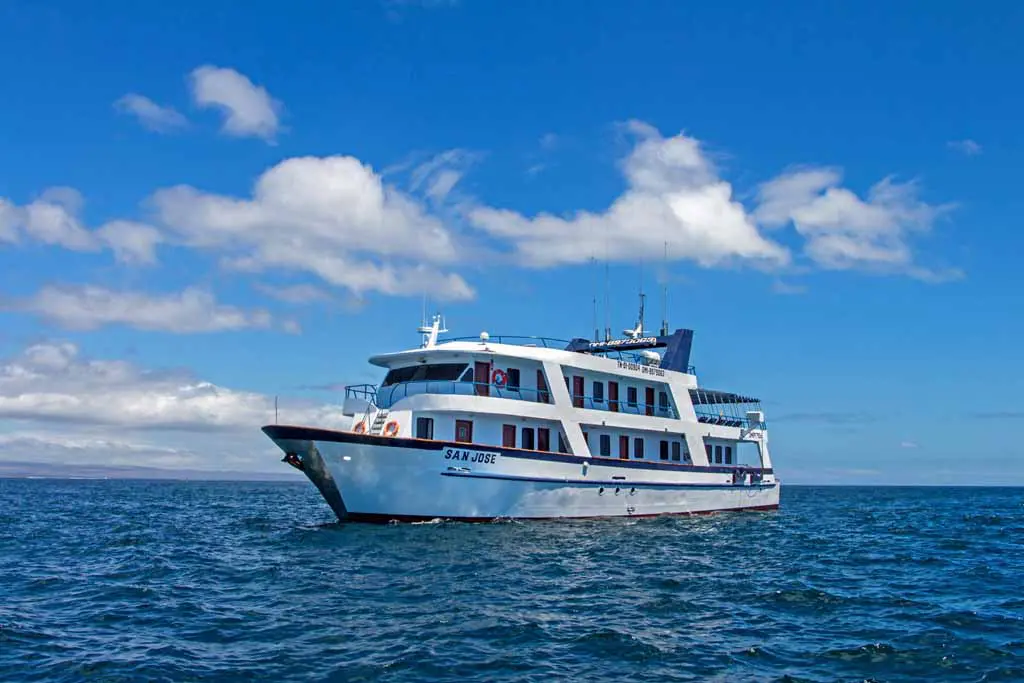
353;420;367;434
383;421;400;437
492;368;508;387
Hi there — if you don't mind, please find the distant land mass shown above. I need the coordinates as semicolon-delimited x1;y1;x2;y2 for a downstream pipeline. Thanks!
0;461;302;481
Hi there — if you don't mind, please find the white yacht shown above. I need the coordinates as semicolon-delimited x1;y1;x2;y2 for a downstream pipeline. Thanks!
264;312;780;522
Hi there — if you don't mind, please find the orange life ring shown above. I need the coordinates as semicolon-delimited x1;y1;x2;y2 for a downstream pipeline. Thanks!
383;421;399;437
353;420;367;434
492;368;508;387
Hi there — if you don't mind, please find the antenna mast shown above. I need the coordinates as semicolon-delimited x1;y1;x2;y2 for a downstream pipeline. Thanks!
591;256;599;341
660;241;669;336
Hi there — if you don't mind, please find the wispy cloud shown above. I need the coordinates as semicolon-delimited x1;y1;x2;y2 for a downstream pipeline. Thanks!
9;285;282;333
900;440;919;449
771;280;806;295
114;94;188;133
947;139;982;156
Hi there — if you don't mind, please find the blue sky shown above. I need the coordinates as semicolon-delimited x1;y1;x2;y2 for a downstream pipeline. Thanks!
1;0;1022;483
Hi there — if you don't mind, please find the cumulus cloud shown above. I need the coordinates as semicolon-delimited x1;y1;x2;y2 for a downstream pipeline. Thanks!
0;188;163;264
10;285;280;333
150;155;475;301
0;342;345;471
114;93;188;132
468;121;790;268
755;168;954;277
189;65;281;141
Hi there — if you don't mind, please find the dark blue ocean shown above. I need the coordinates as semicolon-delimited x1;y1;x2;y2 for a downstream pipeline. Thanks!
1;482;1022;682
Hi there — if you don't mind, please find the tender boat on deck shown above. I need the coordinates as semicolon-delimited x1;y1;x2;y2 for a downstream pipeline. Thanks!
263;314;780;522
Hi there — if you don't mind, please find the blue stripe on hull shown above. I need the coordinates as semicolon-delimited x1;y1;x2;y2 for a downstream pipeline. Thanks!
440;470;777;489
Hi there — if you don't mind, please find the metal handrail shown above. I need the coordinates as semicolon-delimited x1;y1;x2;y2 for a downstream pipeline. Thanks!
438;335;575;348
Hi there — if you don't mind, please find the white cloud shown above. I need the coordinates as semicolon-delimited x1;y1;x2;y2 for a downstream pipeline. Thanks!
755;168;953;277
468;121;790;268
189;65;281;141
900;440;919;449
9;187;99;251
150;155;475;301
96;220;163;265
114;94;188;132
947;139;982;156
0;342;345;471
12;285;280;333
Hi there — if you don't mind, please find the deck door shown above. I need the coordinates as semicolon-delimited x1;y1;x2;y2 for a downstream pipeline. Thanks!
474;361;491;397
572;376;585;408
645;387;655;416
608;381;619;412
618;435;629;460
455;419;474;443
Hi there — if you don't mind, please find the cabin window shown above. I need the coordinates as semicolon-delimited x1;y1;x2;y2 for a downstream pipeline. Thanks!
522;427;535;450
382;363;467;386
659;440;669;460
506;368;521;391
627;387;638;408
645;387;655;416
455;419;473;443
537;370;550;403
558;432;569;453
609;381;619;412
715;445;723;464
416;417;434;440
671;441;681;461
619;435;629;459
599;434;611;456
633;437;645;459
537;428;550;452
502;424;516;448
582;430;589;447
725;445;733;464
593;381;604;403
572;376;585;408
705;443;712;463
658;390;669;416
459;367;473;382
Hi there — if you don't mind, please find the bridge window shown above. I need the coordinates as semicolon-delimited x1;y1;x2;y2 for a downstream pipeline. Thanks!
634;437;644;459
671;441;681;461
538;427;550;452
506;368;521;391
658;391;669;415
715;445;723;464
599;434;611;456
557;432;569;453
619;435;629;459
725;445;733;464
455;419;473;443
593;381;604;403
705;443;712;463
627;387;638;408
502;424;516;448
522;427;535;450
609;381;619;412
383;362;467;386
659;440;669;460
416;417;434;440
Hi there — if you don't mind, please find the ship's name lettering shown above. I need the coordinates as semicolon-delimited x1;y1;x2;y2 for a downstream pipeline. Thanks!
616;360;665;377
444;448;499;464
590;337;658;348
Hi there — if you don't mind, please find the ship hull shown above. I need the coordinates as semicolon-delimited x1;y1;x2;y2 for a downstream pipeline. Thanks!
264;425;780;522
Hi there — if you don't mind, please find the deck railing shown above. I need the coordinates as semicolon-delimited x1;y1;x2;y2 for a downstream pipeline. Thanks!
694;408;767;430
437;334;696;374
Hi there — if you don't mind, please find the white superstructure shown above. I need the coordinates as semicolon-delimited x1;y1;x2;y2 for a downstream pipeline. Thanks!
264;314;780;522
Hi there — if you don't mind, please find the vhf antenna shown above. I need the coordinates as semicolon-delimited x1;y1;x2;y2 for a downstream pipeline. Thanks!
660;241;669;336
